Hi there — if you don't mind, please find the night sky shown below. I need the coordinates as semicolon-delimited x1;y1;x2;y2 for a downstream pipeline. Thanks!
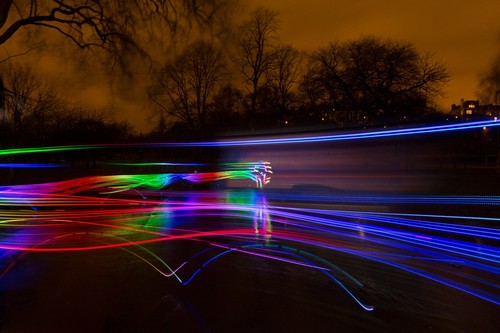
254;0;500;108
4;0;500;131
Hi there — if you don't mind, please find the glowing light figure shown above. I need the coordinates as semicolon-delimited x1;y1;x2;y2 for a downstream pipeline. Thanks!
0;162;272;201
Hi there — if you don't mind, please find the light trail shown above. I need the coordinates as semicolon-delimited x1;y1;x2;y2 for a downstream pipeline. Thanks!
99;162;205;167
1;120;499;155
1;186;498;308
0;161;272;196
0;163;67;168
0;121;499;311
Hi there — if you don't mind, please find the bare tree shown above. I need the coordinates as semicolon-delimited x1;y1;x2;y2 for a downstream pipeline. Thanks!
299;61;330;123
149;40;227;138
0;61;67;145
305;42;359;124
0;0;237;138
304;37;450;124
210;83;244;132
0;0;235;73
478;53;500;105
265;44;301;126
0;1;233;45
234;7;278;126
2;62;42;128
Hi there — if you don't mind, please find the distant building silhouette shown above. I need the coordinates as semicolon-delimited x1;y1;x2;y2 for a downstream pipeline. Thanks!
451;99;500;120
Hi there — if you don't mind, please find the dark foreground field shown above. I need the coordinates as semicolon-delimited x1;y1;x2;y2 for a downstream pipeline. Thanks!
1;131;499;332
0;185;498;333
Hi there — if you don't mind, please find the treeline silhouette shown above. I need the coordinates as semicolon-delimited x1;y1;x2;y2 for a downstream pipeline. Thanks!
0;5;451;147
0;64;132;148
145;8;450;140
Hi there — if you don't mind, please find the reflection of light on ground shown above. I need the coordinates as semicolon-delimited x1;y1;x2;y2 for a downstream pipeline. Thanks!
1;173;499;309
1;121;499;319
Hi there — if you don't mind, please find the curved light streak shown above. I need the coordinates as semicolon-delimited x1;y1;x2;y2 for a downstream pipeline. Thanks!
1;187;498;308
1;120;499;156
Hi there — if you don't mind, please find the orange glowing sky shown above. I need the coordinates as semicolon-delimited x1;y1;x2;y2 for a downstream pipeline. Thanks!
253;0;500;107
4;0;500;132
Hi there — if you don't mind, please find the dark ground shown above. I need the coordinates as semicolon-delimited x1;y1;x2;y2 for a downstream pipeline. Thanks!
0;233;497;333
1;131;499;332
